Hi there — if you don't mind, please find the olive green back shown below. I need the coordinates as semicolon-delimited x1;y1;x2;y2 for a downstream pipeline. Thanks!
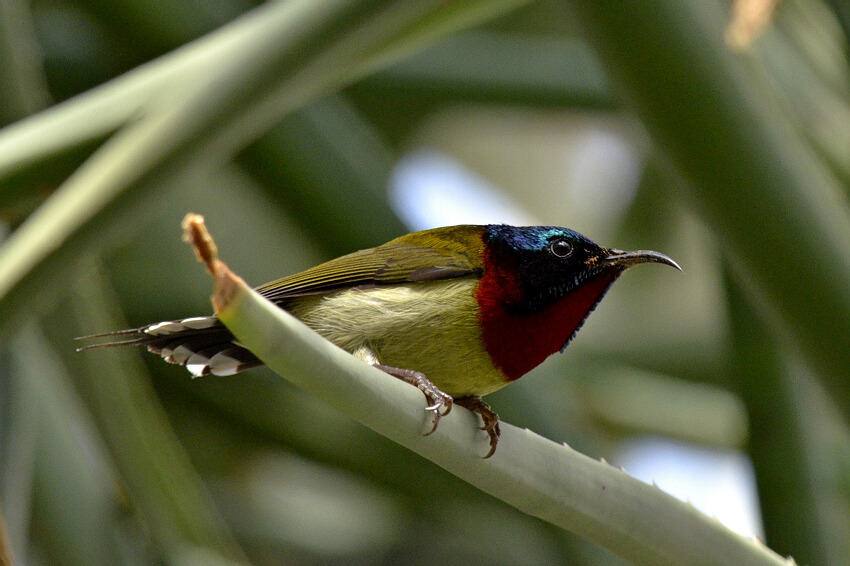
256;225;487;301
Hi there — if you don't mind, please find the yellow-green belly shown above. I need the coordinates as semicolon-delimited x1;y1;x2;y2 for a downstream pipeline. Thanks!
286;279;509;397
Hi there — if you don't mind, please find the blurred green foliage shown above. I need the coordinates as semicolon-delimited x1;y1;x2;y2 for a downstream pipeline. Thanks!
0;0;848;565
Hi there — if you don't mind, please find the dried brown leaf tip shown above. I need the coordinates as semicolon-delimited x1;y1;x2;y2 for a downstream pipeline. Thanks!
182;213;220;274
180;213;246;312
726;0;778;50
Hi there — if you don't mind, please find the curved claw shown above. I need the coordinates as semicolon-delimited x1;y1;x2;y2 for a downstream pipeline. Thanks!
455;396;502;458
483;437;499;459
423;409;441;436
481;420;500;458
424;391;453;415
423;391;453;435
439;396;453;416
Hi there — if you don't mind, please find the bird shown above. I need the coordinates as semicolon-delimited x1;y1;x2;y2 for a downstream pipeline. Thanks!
79;224;680;457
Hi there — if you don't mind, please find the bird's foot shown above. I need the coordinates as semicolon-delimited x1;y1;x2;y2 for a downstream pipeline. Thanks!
455;396;501;458
375;364;453;434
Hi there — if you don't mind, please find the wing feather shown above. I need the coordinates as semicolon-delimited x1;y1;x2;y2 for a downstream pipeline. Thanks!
256;225;486;302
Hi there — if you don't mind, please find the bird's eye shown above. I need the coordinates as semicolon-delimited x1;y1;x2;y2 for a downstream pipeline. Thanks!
550;239;573;258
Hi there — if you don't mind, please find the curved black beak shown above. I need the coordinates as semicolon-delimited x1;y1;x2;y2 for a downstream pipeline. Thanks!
602;249;682;271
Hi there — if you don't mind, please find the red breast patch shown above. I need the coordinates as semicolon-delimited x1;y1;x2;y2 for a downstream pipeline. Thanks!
476;266;618;381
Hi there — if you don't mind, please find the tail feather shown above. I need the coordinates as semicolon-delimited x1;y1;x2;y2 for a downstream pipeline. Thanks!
76;316;262;376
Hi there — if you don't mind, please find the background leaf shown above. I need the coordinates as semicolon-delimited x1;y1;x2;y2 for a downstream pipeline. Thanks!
1;0;848;564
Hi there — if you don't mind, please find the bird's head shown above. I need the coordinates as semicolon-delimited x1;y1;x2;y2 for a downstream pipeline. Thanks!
482;225;680;314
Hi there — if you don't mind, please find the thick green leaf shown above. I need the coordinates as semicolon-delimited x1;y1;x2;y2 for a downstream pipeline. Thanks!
215;258;788;566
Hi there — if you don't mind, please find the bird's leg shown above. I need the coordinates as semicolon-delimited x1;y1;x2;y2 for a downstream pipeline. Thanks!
374;365;454;434
454;396;501;458
352;346;453;434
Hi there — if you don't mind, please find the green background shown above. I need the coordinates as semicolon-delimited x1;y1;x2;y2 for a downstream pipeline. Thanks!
0;1;848;564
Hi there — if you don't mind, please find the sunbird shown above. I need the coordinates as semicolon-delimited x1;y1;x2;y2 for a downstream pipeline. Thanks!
80;224;679;457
